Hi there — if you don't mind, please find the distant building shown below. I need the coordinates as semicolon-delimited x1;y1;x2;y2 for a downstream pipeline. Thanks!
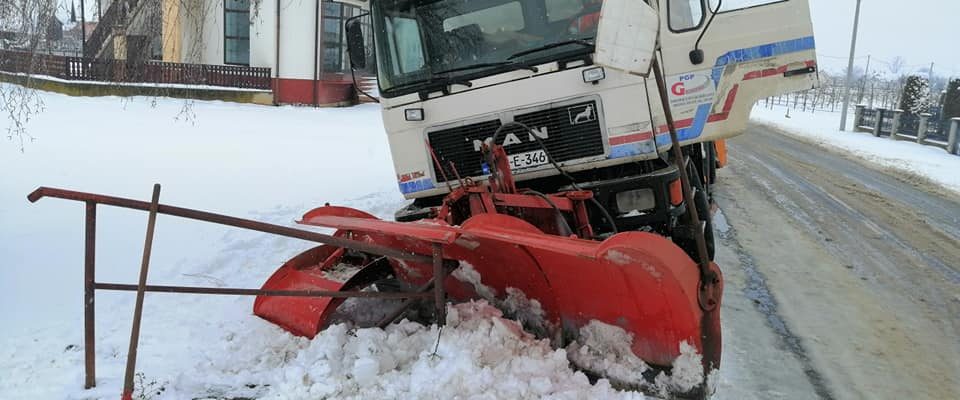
162;0;370;106
46;16;63;41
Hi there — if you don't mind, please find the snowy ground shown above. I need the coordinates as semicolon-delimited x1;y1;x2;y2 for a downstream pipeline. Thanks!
751;104;960;195
7;89;955;399
0;88;671;399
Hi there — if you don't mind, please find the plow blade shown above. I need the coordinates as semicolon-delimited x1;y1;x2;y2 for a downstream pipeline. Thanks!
255;206;722;369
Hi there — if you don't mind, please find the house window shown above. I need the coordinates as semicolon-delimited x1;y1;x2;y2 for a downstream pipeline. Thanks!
322;1;362;73
224;0;250;65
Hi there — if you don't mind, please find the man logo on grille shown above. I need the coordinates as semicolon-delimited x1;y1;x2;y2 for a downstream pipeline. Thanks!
472;127;549;152
569;105;596;125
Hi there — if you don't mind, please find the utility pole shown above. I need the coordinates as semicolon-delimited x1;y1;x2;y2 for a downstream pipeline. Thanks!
80;0;86;57
857;55;871;105
840;0;863;131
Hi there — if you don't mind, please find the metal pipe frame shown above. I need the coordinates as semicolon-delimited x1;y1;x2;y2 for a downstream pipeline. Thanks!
28;187;434;264
30;186;447;390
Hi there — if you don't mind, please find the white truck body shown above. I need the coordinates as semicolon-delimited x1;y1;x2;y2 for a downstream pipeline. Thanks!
362;0;817;199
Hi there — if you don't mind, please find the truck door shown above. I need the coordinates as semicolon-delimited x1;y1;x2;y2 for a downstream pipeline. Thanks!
653;0;817;143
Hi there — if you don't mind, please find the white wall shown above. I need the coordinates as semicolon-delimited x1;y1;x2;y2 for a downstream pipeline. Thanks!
250;0;324;80
176;0;330;80
179;0;225;65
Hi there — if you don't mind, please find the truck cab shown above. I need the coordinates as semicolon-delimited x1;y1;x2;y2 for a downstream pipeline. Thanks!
346;0;817;256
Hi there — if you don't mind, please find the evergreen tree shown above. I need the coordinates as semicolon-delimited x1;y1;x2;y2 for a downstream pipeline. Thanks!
942;78;960;120
899;75;930;114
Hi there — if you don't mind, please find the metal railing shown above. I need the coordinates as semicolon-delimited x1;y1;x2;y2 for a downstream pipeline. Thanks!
0;49;272;90
27;185;450;394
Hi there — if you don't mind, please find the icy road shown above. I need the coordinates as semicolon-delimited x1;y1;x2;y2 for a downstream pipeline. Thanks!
713;124;960;400
1;91;958;399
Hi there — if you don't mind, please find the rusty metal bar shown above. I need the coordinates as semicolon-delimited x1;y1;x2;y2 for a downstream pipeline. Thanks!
27;187;434;264
94;283;432;299
432;243;446;325
83;202;96;389
652;57;721;389
122;184;161;400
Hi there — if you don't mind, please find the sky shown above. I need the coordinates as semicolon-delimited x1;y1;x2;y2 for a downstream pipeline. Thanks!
55;0;958;78
808;0;960;78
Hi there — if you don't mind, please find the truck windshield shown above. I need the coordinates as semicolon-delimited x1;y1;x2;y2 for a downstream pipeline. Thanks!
371;0;603;97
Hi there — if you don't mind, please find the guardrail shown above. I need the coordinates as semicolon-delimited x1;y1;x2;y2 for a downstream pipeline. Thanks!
0;49;272;90
854;105;960;155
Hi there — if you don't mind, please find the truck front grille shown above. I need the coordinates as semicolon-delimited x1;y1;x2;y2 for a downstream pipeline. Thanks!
427;100;605;183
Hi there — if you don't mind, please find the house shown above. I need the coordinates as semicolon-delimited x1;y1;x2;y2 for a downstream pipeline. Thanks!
161;0;370;106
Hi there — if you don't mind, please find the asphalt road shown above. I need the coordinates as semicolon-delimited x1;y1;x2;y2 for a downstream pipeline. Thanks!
711;123;960;400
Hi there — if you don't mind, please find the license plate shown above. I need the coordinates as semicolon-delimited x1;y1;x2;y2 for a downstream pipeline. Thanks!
508;150;549;170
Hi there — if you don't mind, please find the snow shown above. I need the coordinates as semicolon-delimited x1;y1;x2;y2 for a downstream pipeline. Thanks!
750;104;960;195
566;321;704;397
0;86;651;399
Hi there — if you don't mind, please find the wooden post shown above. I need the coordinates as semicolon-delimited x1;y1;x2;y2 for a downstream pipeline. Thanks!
121;184;161;400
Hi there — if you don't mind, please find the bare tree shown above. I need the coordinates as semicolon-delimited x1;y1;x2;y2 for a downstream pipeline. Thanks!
0;0;59;151
887;56;907;76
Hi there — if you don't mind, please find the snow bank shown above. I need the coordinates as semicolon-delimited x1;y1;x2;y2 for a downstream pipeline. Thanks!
750;105;960;195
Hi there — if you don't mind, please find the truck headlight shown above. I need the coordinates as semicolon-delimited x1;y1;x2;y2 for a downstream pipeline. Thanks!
405;108;424;121
616;188;656;214
582;67;605;84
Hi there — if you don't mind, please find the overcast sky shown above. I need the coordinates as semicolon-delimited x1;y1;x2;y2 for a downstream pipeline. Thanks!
809;0;959;77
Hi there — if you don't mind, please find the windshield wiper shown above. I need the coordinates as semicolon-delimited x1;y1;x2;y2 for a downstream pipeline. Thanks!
432;61;539;75
507;38;595;60
385;75;475;95
385;61;540;98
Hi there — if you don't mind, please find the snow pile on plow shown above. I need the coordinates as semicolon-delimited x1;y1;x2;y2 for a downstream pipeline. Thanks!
262;301;650;399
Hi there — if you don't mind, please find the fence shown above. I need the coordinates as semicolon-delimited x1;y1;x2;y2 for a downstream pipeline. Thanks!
0;49;272;90
854;105;960;155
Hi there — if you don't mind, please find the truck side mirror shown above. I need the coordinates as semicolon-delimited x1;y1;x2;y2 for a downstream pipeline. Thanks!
593;0;659;77
345;18;366;69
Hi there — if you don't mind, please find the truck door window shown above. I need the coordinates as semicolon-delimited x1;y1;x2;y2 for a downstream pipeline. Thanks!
708;0;786;12
668;0;705;32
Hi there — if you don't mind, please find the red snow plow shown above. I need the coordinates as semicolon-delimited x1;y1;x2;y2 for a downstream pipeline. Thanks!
28;133;722;398
254;144;723;376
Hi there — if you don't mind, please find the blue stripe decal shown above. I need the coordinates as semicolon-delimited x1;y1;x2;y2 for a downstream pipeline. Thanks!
399;178;435;194
711;36;816;87
653;36;817;144
610;141;656;159
655;102;713;145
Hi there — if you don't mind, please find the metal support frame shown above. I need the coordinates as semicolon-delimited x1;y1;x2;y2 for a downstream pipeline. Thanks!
83;202;96;389
29;185;445;391
432;243;446;324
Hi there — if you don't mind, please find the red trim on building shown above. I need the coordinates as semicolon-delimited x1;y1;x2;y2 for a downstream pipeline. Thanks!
273;76;357;106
